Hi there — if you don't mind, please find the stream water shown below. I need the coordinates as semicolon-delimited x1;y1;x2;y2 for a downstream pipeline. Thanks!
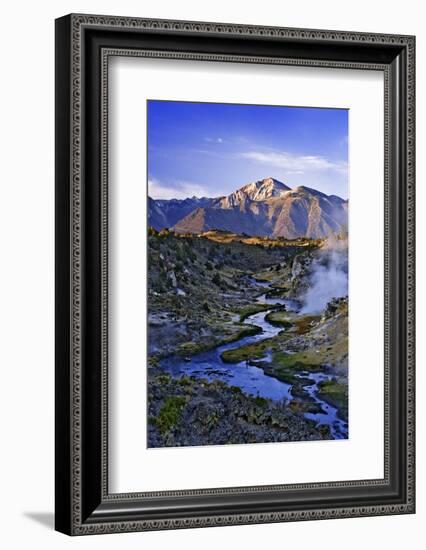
161;277;348;439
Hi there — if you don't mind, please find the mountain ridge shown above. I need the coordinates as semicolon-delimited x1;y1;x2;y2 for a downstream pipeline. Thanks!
149;177;348;239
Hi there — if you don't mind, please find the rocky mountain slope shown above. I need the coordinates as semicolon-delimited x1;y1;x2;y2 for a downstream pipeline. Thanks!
214;177;291;208
148;196;213;231
149;177;348;239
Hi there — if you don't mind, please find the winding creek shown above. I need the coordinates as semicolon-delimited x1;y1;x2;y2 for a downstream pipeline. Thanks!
161;278;348;439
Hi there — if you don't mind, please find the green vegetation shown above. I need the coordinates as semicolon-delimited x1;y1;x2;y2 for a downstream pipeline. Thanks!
264;350;326;385
317;379;348;420
273;350;324;371
149;395;187;434
264;311;294;329
220;313;323;365
155;373;171;385
238;304;276;322
176;324;262;357
176;341;213;356
254;396;268;407
265;287;290;298
221;337;275;363
178;375;192;386
227;324;263;341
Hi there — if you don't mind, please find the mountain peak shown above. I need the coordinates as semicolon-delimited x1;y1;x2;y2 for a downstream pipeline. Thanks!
216;177;290;209
238;177;291;201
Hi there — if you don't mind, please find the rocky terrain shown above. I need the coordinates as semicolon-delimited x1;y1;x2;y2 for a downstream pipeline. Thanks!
148;368;332;448
147;228;349;447
147;228;315;357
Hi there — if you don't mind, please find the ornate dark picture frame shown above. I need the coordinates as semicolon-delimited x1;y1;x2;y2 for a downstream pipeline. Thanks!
55;14;415;535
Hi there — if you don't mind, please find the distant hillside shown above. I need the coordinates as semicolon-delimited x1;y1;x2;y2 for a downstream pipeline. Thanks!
149;177;348;239
148;196;213;231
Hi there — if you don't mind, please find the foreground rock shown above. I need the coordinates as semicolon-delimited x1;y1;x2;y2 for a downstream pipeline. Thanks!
147;371;332;448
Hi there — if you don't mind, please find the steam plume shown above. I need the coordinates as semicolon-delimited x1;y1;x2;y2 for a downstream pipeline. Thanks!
301;235;348;314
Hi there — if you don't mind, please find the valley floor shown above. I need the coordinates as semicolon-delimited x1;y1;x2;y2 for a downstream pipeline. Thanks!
147;230;348;447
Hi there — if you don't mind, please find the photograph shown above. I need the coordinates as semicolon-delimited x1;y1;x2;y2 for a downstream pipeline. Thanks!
147;100;349;448
52;10;415;538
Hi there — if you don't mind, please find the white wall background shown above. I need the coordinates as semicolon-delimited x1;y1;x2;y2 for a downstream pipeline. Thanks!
0;0;423;548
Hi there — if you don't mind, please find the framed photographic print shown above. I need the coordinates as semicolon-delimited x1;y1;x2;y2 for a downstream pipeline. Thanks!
55;14;415;535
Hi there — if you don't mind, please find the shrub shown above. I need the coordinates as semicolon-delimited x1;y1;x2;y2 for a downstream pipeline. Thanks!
254;396;268;407
150;396;187;434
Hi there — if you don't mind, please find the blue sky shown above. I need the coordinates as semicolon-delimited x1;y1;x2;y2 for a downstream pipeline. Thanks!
147;100;349;200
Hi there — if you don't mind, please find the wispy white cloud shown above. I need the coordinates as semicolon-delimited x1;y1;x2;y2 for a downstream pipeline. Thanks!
239;150;347;174
148;178;212;200
205;137;223;144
